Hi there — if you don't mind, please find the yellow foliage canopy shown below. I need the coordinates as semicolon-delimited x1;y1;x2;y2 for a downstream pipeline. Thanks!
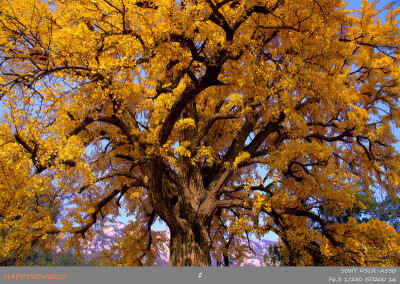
0;0;400;266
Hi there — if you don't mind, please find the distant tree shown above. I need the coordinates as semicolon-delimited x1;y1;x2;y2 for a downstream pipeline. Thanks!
53;251;87;266
263;244;283;266
23;249;54;266
23;249;93;266
318;188;400;231
365;196;400;231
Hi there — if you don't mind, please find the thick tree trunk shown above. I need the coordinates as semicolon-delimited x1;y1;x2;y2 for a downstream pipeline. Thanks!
169;221;211;266
145;158;215;266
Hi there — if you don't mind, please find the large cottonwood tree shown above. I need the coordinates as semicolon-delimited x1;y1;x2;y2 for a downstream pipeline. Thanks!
1;0;400;266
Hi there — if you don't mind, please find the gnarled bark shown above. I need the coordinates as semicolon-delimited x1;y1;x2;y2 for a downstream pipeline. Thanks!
145;158;215;266
169;220;211;266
